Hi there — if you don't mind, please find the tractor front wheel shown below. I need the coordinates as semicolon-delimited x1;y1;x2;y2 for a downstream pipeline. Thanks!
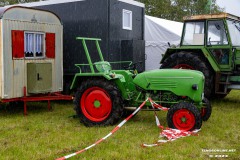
167;102;202;131
74;79;123;126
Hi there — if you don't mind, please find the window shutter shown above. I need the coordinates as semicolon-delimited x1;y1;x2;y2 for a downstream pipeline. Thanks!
46;33;55;58
12;30;24;58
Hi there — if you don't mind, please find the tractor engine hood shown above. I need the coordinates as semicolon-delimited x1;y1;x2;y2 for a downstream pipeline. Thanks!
133;69;205;102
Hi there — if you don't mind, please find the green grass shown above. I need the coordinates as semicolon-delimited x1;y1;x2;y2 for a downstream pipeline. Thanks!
0;91;239;160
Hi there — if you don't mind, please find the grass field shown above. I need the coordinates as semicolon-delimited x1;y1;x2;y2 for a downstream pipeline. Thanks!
0;91;239;160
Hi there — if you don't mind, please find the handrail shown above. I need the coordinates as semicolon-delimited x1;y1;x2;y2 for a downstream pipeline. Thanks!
76;37;101;41
74;60;133;73
75;37;133;74
76;37;105;73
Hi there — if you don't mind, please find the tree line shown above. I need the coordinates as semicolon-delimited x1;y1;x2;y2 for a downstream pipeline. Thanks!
136;0;223;21
0;0;42;6
1;0;224;22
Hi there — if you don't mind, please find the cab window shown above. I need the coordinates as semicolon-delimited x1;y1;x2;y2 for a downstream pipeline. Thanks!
182;21;205;45
207;20;228;45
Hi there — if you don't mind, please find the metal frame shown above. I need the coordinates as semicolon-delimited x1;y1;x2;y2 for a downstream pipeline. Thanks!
2;86;73;115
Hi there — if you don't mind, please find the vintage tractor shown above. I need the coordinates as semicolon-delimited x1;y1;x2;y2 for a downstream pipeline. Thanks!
70;37;211;131
161;13;240;99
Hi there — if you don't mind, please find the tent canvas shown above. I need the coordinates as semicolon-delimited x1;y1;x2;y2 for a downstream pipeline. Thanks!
145;15;183;70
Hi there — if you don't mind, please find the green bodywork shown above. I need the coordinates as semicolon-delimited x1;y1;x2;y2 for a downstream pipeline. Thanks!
133;69;204;102
71;37;205;109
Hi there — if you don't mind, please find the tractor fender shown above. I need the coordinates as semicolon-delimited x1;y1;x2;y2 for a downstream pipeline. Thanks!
161;48;220;72
70;73;126;90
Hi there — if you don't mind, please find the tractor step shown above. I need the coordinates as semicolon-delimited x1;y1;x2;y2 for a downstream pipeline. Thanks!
215;72;232;94
215;91;228;95
218;82;231;85
219;72;232;75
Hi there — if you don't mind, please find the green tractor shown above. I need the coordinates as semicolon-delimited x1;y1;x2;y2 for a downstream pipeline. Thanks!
70;37;210;131
161;13;240;99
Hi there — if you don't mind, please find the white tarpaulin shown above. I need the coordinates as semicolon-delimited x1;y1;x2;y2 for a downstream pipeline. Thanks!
145;15;183;70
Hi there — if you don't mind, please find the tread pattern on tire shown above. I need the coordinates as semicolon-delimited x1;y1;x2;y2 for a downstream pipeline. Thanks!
202;98;212;121
74;78;123;126
167;102;202;131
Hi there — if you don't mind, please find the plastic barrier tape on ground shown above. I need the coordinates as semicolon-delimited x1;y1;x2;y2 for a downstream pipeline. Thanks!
56;98;149;160
142;98;200;147
56;98;200;159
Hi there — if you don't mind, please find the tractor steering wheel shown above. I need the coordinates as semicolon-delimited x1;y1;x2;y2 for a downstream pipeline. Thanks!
124;62;137;70
124;61;143;75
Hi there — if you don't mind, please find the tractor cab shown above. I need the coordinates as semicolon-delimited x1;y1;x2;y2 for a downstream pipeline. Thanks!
181;13;240;71
161;13;240;98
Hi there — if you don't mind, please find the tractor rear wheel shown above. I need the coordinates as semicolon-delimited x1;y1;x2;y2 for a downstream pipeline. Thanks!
161;51;214;98
201;98;212;121
167;102;202;131
74;79;123;126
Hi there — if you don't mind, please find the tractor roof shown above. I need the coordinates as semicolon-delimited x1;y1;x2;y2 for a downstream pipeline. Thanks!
183;13;240;21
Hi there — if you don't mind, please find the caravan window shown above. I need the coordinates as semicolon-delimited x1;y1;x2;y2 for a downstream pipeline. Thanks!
24;32;45;58
122;9;132;30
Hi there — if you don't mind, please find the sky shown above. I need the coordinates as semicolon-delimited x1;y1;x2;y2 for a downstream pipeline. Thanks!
216;0;240;17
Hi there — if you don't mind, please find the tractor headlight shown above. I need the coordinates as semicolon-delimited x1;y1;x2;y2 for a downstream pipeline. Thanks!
202;93;205;100
192;84;198;90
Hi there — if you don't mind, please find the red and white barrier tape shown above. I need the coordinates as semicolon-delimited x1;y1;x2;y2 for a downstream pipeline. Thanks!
142;128;200;147
56;98;148;160
56;98;200;159
142;98;200;147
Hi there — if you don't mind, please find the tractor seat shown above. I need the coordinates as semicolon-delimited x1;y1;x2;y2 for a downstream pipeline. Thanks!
94;61;112;73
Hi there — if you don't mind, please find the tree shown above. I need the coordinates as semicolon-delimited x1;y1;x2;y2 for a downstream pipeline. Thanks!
0;0;44;6
136;0;224;21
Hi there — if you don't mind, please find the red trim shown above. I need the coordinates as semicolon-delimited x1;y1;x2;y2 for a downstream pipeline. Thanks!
173;64;194;69
12;30;24;58
80;87;112;122
46;33;55;58
2;87;73;115
2;93;73;102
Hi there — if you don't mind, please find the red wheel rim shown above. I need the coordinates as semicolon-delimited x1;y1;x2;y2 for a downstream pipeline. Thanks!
172;109;195;131
173;64;194;69
81;87;112;122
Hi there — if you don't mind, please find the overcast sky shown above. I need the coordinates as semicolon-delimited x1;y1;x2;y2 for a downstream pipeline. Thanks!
216;0;240;16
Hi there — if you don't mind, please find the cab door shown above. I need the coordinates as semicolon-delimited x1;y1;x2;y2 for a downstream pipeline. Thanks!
226;19;240;69
206;20;232;71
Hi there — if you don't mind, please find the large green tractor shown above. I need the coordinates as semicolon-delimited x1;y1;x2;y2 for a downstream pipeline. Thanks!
161;13;240;99
70;37;211;131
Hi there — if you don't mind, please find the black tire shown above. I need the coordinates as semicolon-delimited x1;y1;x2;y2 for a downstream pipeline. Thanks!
167;102;202;131
201;98;212;121
161;51;214;99
74;78;123;126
